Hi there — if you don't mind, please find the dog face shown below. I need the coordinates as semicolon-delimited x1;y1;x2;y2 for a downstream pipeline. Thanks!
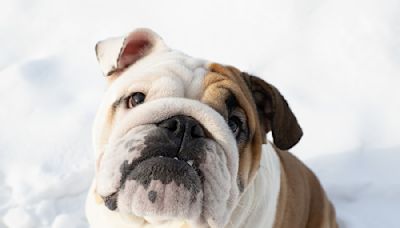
91;28;302;227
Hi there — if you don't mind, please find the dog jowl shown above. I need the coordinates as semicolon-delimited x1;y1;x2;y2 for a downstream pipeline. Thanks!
86;28;337;228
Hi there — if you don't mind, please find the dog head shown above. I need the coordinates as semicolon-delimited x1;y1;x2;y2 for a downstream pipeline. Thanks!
91;28;302;227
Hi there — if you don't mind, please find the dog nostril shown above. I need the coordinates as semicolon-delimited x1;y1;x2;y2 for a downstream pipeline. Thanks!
160;118;179;133
191;125;205;138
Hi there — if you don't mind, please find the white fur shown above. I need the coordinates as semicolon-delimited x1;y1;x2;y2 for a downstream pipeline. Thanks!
227;142;281;228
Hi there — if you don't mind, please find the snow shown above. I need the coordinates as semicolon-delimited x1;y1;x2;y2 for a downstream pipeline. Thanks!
1;0;399;227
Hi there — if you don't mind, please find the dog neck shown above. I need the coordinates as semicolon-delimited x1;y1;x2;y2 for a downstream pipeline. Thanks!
227;142;281;228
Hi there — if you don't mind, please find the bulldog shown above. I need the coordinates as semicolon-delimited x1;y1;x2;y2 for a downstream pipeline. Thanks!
86;28;337;228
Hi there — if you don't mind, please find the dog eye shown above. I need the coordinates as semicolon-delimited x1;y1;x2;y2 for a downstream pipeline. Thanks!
228;116;241;135
127;92;145;108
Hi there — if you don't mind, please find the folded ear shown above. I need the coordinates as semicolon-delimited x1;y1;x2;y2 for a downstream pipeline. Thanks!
242;73;303;150
95;28;168;77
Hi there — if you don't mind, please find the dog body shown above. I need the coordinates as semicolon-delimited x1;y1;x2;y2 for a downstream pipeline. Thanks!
86;28;337;228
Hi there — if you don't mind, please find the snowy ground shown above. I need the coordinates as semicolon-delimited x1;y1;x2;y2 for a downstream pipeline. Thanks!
1;0;399;227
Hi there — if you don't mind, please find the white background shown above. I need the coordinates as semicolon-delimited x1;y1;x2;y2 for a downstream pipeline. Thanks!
1;0;399;227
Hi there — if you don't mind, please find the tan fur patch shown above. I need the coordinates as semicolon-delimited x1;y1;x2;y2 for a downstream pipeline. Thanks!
202;63;264;187
272;145;338;228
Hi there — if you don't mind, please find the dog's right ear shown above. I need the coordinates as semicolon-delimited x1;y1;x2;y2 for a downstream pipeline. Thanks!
95;28;168;78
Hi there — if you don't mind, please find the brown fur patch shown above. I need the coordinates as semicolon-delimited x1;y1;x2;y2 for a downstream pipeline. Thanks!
272;145;338;228
204;63;337;227
202;63;264;187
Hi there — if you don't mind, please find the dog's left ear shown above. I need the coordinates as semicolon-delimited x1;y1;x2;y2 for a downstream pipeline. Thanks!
242;73;303;150
95;28;168;77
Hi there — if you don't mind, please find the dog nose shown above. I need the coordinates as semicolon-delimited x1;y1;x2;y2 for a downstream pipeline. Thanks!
158;115;205;141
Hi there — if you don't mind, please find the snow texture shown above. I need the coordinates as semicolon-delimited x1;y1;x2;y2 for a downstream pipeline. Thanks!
1;0;399;227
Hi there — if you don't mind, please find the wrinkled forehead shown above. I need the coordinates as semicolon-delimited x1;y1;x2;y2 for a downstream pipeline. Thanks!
104;50;209;103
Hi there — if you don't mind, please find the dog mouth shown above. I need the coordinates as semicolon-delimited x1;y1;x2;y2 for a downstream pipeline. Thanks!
102;154;203;211
95;117;237;226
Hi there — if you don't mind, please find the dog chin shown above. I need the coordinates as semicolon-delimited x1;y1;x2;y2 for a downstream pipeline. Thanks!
116;156;204;220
